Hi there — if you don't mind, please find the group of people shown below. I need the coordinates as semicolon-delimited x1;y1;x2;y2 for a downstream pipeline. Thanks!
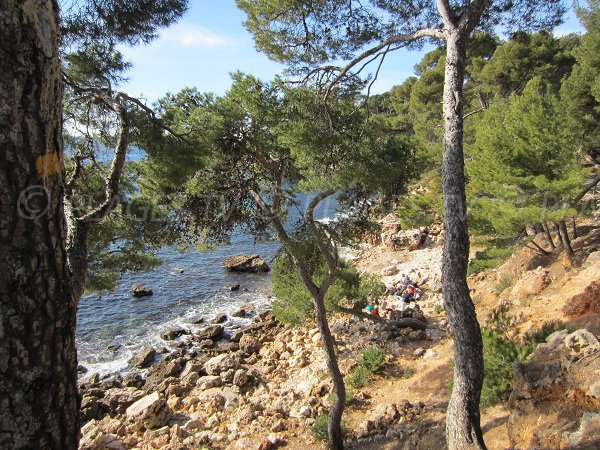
362;276;421;319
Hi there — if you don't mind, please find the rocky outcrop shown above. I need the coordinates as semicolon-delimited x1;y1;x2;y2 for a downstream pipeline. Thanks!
563;277;600;317
131;283;153;297
223;254;270;273
508;328;600;449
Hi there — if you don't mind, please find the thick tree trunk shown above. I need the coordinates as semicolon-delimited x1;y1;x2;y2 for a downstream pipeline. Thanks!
442;32;487;450
314;292;346;450
543;222;556;249
557;220;574;265
0;1;80;449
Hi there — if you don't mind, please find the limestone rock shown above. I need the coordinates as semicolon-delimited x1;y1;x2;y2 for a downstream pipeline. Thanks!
223;254;270;273
100;387;146;414
510;266;550;300
239;334;261;354
126;392;171;431
381;265;399;276
204;354;240;375
197;375;222;390
233;369;249;387
161;328;190;341
232;303;255;318
211;313;228;324
196;324;224;340
129;347;156;368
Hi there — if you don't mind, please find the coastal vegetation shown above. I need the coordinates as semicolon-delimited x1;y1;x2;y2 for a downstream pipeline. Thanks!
1;1;599;450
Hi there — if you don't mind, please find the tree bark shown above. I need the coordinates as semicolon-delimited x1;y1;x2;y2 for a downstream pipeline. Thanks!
557;220;574;265
441;31;487;450
314;292;346;450
0;1;80;449
543;222;556;250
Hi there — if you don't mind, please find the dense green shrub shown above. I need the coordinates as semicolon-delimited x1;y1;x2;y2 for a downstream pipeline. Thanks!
312;415;329;441
358;347;386;373
347;366;371;389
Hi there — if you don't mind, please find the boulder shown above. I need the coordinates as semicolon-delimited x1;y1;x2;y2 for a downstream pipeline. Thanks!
211;314;228;324
381;265;399;276
510;266;550;301
197;375;222;390
189;316;204;325
129;347;156;368
125;392;171;431
233;369;249;387
204;354;240;375
239;335;261;354
223;254;270;273
122;372;144;389
99;387;145;414
161;328;190;341
196;325;224;340
143;357;185;392
232;303;255;318
131;283;153;297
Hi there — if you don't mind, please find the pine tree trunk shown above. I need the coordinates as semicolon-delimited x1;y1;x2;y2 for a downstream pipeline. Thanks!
571;217;578;239
557;220;574;265
0;1;80;449
313;292;346;450
543;222;556;250
442;32;487;450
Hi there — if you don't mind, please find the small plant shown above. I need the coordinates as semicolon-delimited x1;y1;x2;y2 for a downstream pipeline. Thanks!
485;301;522;340
402;367;416;378
495;275;514;294
347;366;371;389
434;304;444;314
327;387;354;405
312;415;329;441
481;327;519;407
358;347;386;373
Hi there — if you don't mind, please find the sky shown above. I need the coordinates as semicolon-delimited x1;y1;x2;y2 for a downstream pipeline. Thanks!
119;1;585;104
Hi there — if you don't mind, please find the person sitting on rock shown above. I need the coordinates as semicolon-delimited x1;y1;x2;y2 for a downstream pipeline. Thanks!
402;283;417;303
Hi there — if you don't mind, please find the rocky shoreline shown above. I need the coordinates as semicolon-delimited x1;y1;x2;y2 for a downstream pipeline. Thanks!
78;300;447;450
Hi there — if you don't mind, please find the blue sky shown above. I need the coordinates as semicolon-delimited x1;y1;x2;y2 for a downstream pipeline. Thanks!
119;1;584;103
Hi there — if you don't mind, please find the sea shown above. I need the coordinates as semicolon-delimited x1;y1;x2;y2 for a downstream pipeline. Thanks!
75;195;342;377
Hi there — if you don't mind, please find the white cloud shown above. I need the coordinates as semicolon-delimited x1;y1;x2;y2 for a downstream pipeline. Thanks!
162;23;239;49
